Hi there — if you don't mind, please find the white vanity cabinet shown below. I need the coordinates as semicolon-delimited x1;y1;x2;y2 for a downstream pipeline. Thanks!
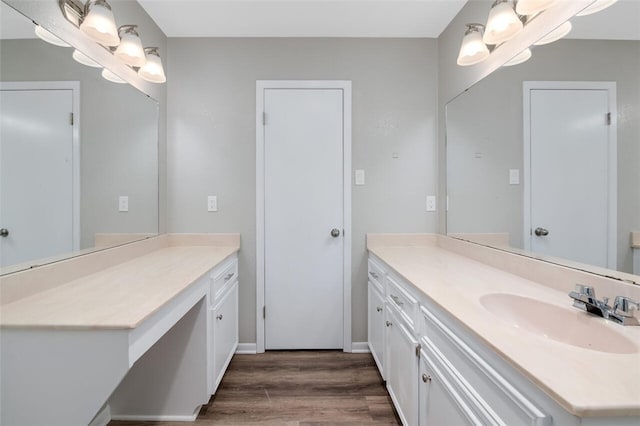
385;272;421;426
368;256;387;376
208;254;239;395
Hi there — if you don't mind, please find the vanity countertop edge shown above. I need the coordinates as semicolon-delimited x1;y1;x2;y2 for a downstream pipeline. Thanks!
367;233;640;418
0;233;240;330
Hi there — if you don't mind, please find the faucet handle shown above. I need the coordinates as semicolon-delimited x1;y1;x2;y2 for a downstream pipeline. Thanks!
613;296;640;318
575;284;595;297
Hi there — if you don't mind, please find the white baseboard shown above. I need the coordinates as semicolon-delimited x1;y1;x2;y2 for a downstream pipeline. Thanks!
111;413;198;422
236;343;257;354
88;404;111;426
351;342;370;353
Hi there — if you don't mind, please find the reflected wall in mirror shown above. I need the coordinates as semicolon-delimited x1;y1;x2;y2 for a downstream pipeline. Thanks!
446;0;640;284
0;1;159;274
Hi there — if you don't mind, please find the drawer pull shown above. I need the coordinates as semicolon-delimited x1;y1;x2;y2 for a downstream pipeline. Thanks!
224;272;234;282
390;294;404;307
216;314;223;320
376;306;383;313
369;271;379;280
422;373;432;383
386;321;392;327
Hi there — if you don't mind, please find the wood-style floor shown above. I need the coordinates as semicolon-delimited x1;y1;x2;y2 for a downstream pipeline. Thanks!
109;350;400;425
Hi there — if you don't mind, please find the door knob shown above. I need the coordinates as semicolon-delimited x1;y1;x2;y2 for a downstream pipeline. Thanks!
534;227;549;236
330;228;341;238
0;228;8;237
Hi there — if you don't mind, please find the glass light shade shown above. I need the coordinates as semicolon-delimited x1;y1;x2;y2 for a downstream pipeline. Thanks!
72;49;101;67
138;49;166;83
80;0;120;47
576;0;618;16
483;0;523;45
101;68;126;84
34;25;70;47
115;25;146;67
534;21;572;45
457;24;490;66
515;0;559;16
504;48;532;66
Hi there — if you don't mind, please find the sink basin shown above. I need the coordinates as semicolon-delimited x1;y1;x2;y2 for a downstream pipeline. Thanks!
479;293;638;354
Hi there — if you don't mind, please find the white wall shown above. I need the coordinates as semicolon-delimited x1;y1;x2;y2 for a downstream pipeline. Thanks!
166;38;439;344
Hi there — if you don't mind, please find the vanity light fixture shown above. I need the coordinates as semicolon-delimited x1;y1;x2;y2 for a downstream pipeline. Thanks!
483;0;523;45
101;68;126;84
515;0;558;16
503;47;532;66
72;49;102;67
79;0;120;47
114;25;146;67
457;24;491;66
138;47;167;83
533;21;572;45
34;25;70;47
576;0;618;16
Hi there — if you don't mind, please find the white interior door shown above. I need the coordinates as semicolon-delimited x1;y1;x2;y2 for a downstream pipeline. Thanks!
0;88;75;267
264;87;344;349
526;84;615;268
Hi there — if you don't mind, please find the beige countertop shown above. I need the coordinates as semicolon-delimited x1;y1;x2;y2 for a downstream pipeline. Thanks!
0;245;238;330
368;242;640;418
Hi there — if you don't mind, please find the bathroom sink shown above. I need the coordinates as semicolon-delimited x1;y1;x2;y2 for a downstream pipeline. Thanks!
479;293;638;354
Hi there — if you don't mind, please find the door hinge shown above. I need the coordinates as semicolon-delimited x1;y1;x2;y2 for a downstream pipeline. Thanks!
415;343;421;358
262;112;267;126
70;112;74;126
263;305;266;319
606;112;611;126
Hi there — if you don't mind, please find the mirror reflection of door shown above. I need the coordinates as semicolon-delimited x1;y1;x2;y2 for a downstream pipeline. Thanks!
524;81;616;269
0;84;79;268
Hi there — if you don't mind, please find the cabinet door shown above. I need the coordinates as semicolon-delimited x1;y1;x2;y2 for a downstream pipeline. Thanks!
368;281;385;377
211;281;238;393
419;353;476;426
386;306;419;426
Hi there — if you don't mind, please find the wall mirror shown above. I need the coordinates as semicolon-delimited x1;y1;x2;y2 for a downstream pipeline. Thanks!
0;1;159;275
446;0;640;285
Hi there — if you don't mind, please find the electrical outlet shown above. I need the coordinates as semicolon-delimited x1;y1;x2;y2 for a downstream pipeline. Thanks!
426;195;436;212
119;196;129;212
355;169;365;185
207;195;218;212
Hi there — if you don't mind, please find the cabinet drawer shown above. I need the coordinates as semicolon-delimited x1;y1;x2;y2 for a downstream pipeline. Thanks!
387;273;418;331
368;257;385;293
210;256;238;303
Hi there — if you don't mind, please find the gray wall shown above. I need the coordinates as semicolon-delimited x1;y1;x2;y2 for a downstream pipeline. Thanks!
166;38;439;344
446;39;640;273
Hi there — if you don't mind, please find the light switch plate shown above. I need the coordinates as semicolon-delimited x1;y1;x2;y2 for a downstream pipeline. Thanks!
426;195;436;212
119;196;129;212
207;195;218;212
509;169;520;185
355;169;365;185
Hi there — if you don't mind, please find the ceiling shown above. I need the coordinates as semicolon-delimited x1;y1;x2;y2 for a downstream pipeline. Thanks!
2;0;639;41
135;0;468;38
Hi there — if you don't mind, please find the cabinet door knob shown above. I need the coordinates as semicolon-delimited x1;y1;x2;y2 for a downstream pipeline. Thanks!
422;373;432;383
216;314;223;320
376;306;383;312
385;320;392;327
330;228;341;238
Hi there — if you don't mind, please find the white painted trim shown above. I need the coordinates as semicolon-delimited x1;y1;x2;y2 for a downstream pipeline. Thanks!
88;404;111;426
256;80;352;353
523;81;617;270
0;81;81;252
110;413;199;422
351;342;370;354
236;343;258;354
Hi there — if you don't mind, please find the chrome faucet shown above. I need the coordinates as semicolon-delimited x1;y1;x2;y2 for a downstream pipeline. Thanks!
569;284;639;326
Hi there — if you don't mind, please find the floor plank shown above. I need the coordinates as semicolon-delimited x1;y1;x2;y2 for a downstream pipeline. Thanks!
109;350;399;425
